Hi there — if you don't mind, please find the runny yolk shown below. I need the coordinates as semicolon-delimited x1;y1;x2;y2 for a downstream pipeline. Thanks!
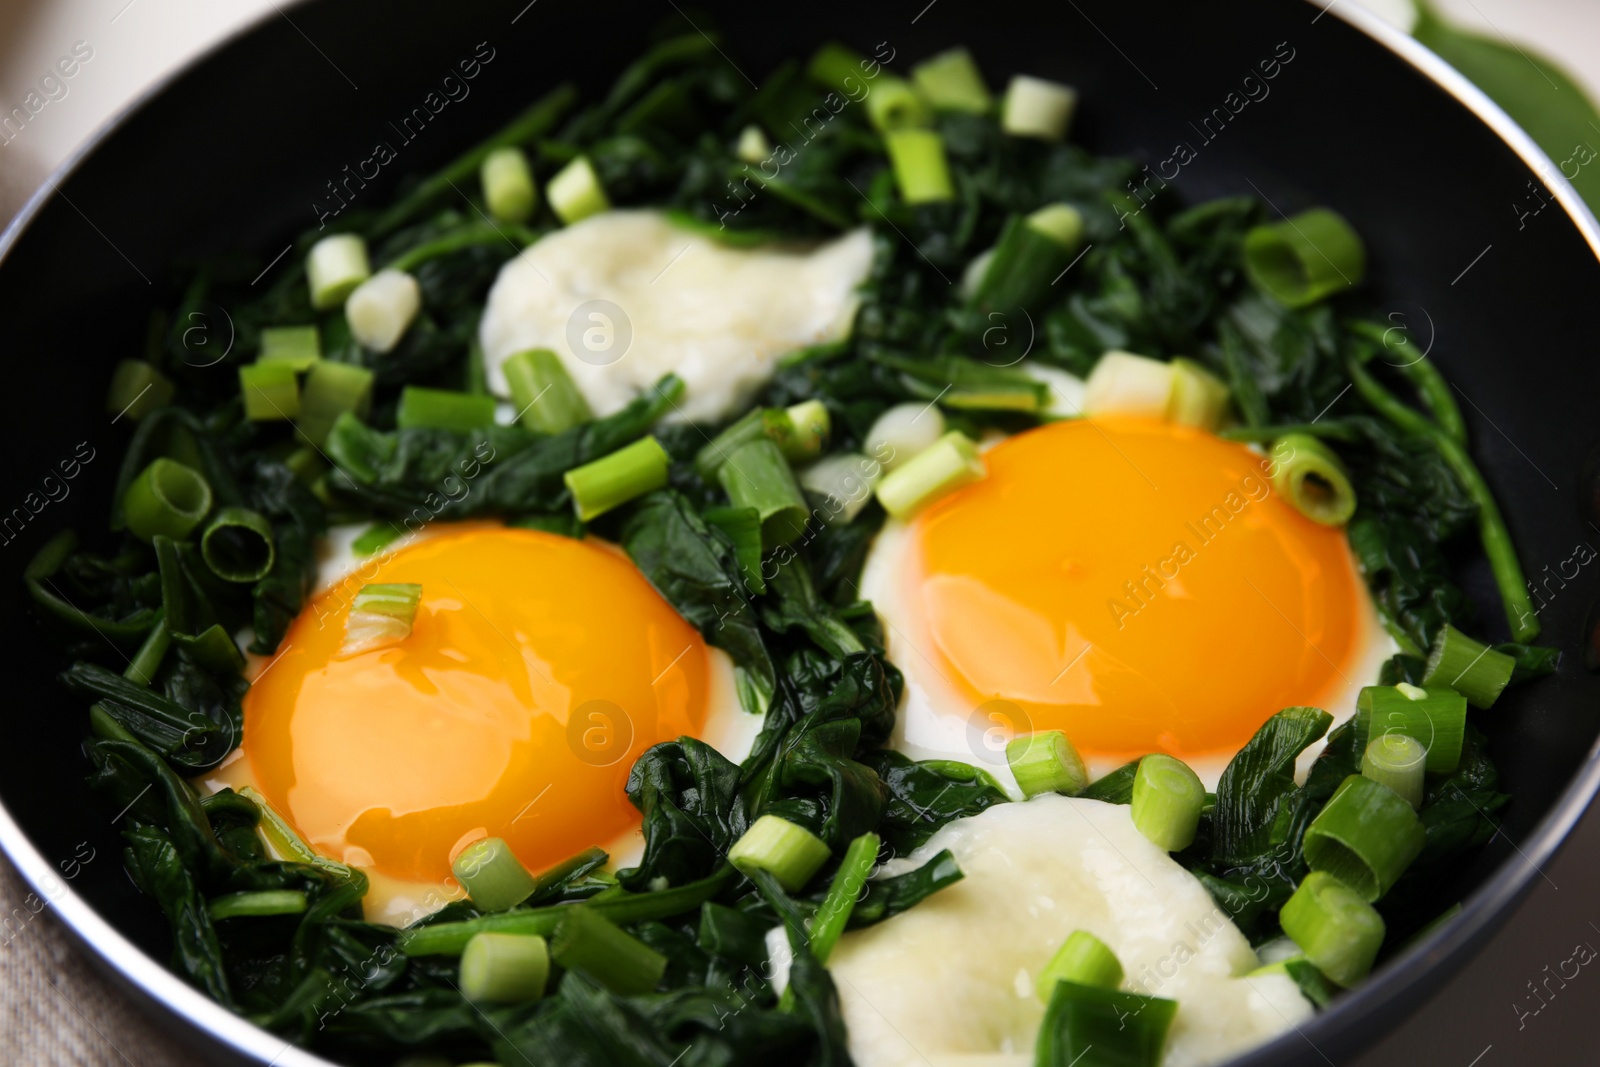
243;525;708;883
908;418;1369;764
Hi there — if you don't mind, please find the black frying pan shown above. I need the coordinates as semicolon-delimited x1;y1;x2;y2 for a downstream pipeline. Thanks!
2;1;1598;1064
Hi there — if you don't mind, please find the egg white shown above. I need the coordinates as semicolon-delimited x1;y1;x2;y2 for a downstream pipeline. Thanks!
205;522;761;926
478;209;874;424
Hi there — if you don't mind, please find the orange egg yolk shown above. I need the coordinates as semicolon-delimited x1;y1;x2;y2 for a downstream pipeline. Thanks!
907;418;1369;764
243;525;708;883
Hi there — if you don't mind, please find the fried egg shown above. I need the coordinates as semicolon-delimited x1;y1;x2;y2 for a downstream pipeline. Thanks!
206;523;759;925
478;210;874;424
863;416;1393;788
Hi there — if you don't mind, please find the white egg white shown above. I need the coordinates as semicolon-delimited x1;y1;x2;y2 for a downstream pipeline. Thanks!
478;209;874;424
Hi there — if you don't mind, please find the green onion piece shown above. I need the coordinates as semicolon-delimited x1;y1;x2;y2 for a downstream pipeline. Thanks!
867;402;945;471
1361;733;1427;810
1423;624;1517;709
200;507;276;583
1037;931;1124;1002
548;155;611;225
550;906;667;995
480;146;537;223
564;436;671;522
1303;774;1426;901
296;360;374;448
208;890;307;921
1167;358;1232;431
807;42;869;95
806;831;880;968
307;233;372;310
912;47;991;113
352;521;403;557
238;785;353;877
341;582;422;656
736;124;771;164
395;386;497;433
239;360;300;421
1083;351;1175;419
1007;731;1089;798
1002;74;1078;141
175;622;244;674
718;438;810;547
1279;870;1386;987
727;814;831;891
875;431;985;520
453;837;539;912
106;360;174;420
460;931;549;1003
885;128;955;205
504;348;592;434
1269;432;1356;525
1243;208;1366;308
345;270;422;354
782;399;831;462
1036;980;1176;1067
799;453;884;524
259;325;321;370
1355;684;1467;773
865;75;931;131
123;617;170;686
695;402;830;480
123;459;212;542
969;214;1075;314
1131;754;1205;852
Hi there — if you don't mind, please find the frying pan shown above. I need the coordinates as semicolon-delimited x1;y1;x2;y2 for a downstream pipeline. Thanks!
2;0;1597;1064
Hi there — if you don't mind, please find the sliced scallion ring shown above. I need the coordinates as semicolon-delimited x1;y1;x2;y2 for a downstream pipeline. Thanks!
1243;208;1366;308
200;507;276;583
123;458;212;542
1269;432;1357;525
340;582;422;657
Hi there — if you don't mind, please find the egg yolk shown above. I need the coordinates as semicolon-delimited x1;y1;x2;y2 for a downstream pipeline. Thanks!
243;525;708;883
908;418;1368;764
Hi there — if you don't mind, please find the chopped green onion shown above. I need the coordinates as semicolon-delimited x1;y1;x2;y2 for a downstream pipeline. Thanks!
1082;351;1175;420
175;622;244;674
727;814;831;891
736;124;771;164
807;42;869;95
105;360;174;420
866;402;945;471
1167;358;1232;430
504;348;593;434
123;459;212;542
238;360;300;421
1269;433;1357;525
697;402;832;480
1279;870;1386;987
1355;684;1467;773
565;436;671;522
395;386;497;433
783;399;831;461
208;890;307;921
808;831;879;964
1006;730;1089;798
912;47;991;113
123;618;169;686
259;325;321;370
799;452;884;524
296;360;374;448
307;233;371;310
452;836;539;912
1243;208;1366;308
1423;624;1517;709
1037;931;1124;1002
200;507;275;583
480;146;537;223
460;931;549;1004
1002;75;1078;141
969;213;1076;313
1036;980;1175;1067
547;155;611;225
1131;754;1204;852
885;129;955;204
1361;733;1427;810
865;76;931;131
341;582;422;657
1304;774;1426;901
345;269;422;354
238;785;352;877
718;438;810;547
550;906;667;995
1028;203;1085;248
875;431;985;520
351;522;402;556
